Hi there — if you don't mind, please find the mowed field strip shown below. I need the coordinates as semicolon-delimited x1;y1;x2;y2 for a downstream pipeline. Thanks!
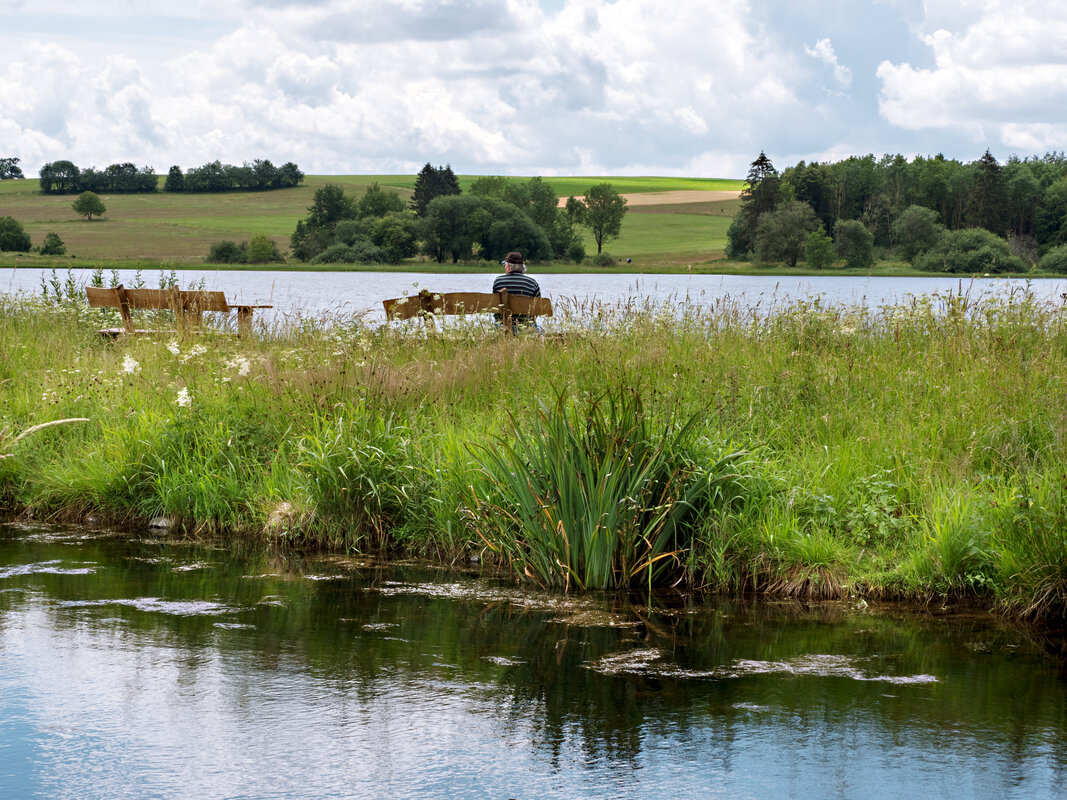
0;175;744;266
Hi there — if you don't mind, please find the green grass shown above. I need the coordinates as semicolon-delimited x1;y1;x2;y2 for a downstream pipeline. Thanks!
2;286;1067;619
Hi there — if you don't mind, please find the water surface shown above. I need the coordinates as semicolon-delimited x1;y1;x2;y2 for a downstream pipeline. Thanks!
1;523;1064;799
6;266;1067;323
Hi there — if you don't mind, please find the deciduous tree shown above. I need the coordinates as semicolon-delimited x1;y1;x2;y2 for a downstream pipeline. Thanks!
573;183;627;253
72;191;106;221
0;217;31;251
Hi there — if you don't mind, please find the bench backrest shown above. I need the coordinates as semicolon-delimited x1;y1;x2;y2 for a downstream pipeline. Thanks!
383;291;552;321
86;285;232;333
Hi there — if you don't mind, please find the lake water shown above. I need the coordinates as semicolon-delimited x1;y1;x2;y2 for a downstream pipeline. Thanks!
2;523;1064;800
5;266;1067;323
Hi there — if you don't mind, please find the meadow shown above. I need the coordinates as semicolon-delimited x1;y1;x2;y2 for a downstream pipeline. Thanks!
0;174;743;267
2;287;1065;620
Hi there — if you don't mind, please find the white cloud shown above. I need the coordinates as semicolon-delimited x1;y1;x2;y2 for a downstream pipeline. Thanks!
0;0;849;176
805;38;852;90
877;0;1067;149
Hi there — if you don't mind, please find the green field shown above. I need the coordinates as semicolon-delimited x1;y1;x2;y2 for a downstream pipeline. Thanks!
0;174;743;266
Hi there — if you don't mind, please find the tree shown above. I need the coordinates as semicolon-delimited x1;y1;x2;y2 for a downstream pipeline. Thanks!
753;201;818;266
891;205;945;262
0;157;24;180
1038;244;1067;274
573;183;627;253
803;227;835;269
727;151;782;259
305;184;357;232
39;232;66;255
410;163;461;217
208;240;246;263
966;149;1005;235
355;182;407;218
164;166;185;192
0;217;31;251
39;160;81;193
73;191;106;221
834;219;875;269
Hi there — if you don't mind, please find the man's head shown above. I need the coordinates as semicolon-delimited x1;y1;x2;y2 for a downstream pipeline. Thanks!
502;251;526;273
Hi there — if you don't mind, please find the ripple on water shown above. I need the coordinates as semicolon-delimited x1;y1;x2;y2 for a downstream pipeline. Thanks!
587;649;939;684
57;597;236;616
0;560;97;578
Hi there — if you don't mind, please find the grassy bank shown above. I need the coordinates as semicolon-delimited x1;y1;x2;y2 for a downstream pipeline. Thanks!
2;288;1066;619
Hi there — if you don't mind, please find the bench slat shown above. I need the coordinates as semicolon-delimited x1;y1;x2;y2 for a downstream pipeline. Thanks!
384;292;552;320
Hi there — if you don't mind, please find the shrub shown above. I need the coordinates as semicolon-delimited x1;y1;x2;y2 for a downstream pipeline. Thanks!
310;240;386;264
754;201;819;266
834;219;875;269
208;240;246;264
566;240;586;263
892;205;945;262
914;228;1027;274
594;252;615;267
803;227;834;269
0;216;32;251
1038;243;1067;274
246;234;282;264
39;232;66;256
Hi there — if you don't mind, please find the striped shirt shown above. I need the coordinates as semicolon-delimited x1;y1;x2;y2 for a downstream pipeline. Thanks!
492;272;541;297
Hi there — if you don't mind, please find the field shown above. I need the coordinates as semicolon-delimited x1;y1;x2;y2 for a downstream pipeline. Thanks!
0;175;743;267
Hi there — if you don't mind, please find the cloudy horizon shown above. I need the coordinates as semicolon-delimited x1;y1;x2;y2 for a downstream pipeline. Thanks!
2;0;1066;180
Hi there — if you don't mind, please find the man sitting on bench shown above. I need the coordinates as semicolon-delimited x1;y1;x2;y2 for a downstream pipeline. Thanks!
493;251;541;330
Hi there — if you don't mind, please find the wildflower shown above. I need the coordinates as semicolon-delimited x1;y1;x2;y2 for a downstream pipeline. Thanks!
121;355;141;375
225;355;251;377
175;388;192;408
166;341;181;356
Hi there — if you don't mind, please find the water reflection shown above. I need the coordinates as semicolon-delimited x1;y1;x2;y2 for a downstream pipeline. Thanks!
1;523;1064;799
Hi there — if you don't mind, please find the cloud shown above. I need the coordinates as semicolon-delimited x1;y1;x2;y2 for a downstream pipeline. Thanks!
877;0;1067;150
3;0;824;176
805;38;852;90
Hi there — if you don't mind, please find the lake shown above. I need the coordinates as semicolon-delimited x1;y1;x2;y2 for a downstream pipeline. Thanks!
1;523;1064;800
5;266;1067;323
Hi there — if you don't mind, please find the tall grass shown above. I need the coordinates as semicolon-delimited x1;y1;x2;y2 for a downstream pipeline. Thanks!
467;389;746;590
1;281;1066;617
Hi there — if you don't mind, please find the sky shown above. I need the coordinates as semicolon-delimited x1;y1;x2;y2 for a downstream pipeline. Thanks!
2;0;1067;180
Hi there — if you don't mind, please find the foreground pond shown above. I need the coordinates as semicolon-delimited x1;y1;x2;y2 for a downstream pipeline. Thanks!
1;524;1064;799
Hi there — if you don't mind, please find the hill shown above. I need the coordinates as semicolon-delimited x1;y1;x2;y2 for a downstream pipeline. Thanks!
0;175;743;266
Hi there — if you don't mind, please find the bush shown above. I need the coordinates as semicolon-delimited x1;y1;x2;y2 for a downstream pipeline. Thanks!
39;232;66;256
834;219;874;269
754;201;819;266
892;205;945;262
310;240;386;264
1038;244;1067;274
208;240;246;264
0;216;32;251
915;228;1027;274
567;240;586;263
246;234;282;264
594;252;615;267
803;227;834;269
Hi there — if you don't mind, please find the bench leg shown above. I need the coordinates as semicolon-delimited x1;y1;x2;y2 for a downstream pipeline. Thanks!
237;307;253;338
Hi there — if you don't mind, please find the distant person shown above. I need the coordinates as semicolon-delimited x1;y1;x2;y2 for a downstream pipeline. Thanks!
493;251;541;330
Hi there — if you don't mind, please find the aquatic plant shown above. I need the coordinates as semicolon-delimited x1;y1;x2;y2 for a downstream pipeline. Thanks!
468;388;746;591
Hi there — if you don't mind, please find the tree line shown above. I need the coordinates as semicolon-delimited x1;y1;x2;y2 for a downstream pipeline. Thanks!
287;163;628;266
727;150;1067;273
32;158;303;194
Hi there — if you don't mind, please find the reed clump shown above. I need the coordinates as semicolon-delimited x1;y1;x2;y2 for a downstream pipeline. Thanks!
1;281;1065;618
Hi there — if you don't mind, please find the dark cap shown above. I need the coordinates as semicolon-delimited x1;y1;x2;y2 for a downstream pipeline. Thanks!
503;251;524;265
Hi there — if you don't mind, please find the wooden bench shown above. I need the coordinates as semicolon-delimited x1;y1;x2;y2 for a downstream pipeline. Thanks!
383;289;552;334
85;285;272;338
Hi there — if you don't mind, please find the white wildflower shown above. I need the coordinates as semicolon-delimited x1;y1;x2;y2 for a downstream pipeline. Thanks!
225;355;251;377
175;388;192;408
189;344;207;357
121;355;141;375
166;341;181;356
